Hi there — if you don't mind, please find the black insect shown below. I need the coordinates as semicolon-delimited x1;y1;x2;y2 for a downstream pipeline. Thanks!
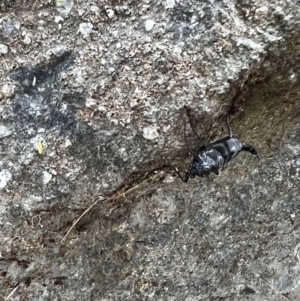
174;106;259;183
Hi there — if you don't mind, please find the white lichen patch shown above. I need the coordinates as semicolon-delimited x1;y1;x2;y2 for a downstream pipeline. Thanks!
143;126;159;140
42;170;52;185
0;124;12;138
0;170;12;189
21;195;43;211
1;83;15;97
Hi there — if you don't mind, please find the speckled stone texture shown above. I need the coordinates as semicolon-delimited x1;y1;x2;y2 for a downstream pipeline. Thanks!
1;0;300;300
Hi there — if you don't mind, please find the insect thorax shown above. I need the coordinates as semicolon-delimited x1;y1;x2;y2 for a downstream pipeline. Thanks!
188;153;216;177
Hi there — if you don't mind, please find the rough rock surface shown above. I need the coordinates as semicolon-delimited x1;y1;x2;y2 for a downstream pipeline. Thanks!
1;0;300;300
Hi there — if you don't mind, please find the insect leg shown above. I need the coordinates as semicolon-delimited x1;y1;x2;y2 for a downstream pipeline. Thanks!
242;143;260;158
212;168;219;175
184;106;206;144
173;167;189;183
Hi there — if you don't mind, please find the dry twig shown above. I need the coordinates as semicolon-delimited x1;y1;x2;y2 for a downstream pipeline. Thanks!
59;170;167;244
4;284;19;301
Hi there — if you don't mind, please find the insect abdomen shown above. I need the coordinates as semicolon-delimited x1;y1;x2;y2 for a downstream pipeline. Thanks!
206;137;243;167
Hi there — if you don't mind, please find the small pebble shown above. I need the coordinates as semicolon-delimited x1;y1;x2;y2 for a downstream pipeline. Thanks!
165;0;175;8
78;22;93;38
107;9;115;19
23;35;31;45
56;0;73;18
0;125;12;138
91;5;100;13
86;98;97;107
42;171;52;185
293;159;300;167
0;44;8;54
51;45;68;57
145;20;155;31
55;15;64;23
2;83;15;96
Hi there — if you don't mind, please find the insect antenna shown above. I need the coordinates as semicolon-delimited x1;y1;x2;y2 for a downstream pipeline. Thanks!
183;110;198;157
226;104;235;137
226;113;233;137
172;106;200;183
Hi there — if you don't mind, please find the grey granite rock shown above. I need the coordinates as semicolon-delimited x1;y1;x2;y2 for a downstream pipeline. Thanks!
1;0;300;300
